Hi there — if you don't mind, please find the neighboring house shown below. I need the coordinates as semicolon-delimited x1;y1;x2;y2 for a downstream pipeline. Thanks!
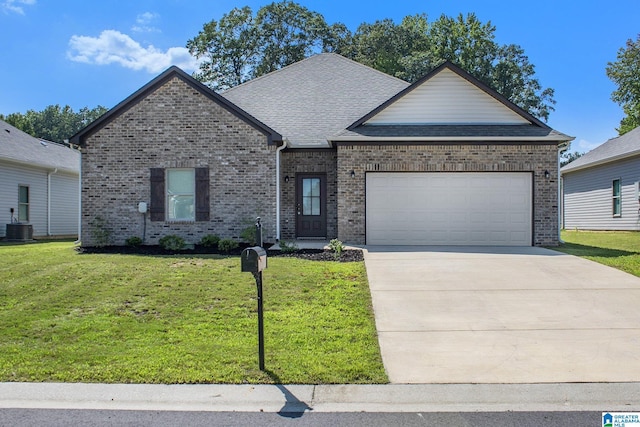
0;119;80;238
561;126;640;230
71;53;573;248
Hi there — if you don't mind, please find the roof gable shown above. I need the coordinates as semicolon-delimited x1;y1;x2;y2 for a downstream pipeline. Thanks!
350;61;548;129
561;126;640;173
222;53;409;148
0;119;79;173
70;66;282;146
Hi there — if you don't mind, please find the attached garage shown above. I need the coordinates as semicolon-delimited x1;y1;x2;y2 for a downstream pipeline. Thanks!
366;172;532;246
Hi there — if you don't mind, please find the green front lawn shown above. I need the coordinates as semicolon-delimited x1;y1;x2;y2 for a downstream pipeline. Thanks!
0;241;386;384
555;230;640;277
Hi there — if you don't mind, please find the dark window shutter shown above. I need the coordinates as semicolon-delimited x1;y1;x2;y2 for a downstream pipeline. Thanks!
149;168;165;222
195;167;210;221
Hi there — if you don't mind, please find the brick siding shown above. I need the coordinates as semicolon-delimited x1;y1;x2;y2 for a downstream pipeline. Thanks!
337;143;559;246
280;150;338;240
81;76;276;247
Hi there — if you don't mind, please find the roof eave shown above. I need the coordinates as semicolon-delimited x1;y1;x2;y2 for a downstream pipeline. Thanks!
331;135;574;143
561;149;640;175
0;157;79;174
70;66;282;146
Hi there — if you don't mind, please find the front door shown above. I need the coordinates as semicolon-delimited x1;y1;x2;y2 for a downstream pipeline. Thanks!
296;174;327;238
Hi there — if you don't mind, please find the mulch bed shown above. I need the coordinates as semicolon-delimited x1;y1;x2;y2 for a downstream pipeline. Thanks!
76;244;364;262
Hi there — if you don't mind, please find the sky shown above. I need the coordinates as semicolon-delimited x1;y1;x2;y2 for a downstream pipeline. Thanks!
1;0;638;153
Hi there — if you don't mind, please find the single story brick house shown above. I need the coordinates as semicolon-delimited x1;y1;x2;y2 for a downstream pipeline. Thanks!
1;119;80;239
71;53;573;247
561;126;640;230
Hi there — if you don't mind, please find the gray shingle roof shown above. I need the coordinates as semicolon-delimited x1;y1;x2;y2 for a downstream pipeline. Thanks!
333;124;571;141
221;53;410;148
0;119;79;173
561;126;640;173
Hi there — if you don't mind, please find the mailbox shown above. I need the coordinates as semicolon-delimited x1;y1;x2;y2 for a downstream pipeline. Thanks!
241;246;267;273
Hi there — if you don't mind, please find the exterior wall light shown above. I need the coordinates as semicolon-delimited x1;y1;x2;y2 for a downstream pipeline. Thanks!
544;170;550;179
350;170;355;178
284;175;290;183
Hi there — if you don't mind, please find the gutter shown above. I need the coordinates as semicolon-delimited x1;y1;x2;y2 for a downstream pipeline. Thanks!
47;168;58;236
275;140;288;241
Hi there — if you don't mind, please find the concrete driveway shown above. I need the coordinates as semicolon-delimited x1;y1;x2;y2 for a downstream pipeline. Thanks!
364;246;640;384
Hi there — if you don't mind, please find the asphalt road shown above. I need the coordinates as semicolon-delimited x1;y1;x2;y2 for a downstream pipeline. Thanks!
0;409;601;426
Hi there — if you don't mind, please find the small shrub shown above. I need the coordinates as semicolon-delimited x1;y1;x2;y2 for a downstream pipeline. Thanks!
329;239;345;260
125;236;143;247
240;225;258;245
159;235;186;251
200;234;220;248
218;238;239;253
279;240;299;254
89;216;112;247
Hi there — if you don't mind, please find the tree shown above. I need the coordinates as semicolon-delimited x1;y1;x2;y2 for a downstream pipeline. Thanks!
253;1;330;76
560;151;584;167
187;6;258;91
606;34;640;135
0;104;108;144
188;1;340;89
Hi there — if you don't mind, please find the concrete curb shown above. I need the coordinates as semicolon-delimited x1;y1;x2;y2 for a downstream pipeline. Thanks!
0;383;638;412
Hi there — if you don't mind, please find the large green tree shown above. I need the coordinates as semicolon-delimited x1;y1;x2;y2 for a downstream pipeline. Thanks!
188;1;343;90
187;6;258;91
606;34;640;135
0;104;107;144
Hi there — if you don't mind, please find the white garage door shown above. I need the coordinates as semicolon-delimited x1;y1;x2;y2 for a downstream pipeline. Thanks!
366;172;532;246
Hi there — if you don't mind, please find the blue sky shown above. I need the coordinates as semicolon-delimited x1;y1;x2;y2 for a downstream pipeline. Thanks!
1;0;638;152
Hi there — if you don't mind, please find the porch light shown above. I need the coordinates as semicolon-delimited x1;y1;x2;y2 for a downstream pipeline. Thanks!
544;170;550;179
350;170;355;178
284;175;290;183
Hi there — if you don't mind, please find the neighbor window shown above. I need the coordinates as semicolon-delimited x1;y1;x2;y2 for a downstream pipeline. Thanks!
18;185;29;222
167;169;195;221
613;179;621;217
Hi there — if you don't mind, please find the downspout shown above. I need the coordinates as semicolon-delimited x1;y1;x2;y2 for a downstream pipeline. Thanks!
557;141;570;244
275;139;288;242
47;168;58;236
66;139;82;245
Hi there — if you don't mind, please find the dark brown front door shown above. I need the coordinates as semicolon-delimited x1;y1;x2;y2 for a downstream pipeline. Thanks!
296;174;327;238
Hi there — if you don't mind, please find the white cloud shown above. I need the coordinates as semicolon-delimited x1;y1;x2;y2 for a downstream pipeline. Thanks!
571;139;602;154
67;30;200;74
1;0;36;15
132;11;160;33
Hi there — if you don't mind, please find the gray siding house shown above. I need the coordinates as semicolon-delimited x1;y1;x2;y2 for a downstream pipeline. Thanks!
562;126;640;230
0;119;80;238
72;53;572;248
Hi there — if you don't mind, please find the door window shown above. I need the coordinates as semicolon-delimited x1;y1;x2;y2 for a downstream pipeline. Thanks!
302;178;321;216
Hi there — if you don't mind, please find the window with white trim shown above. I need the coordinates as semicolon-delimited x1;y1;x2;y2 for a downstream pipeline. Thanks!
613;179;621;217
167;169;195;221
18;185;29;222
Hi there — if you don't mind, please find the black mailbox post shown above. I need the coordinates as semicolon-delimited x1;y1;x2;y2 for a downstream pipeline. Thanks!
241;246;267;370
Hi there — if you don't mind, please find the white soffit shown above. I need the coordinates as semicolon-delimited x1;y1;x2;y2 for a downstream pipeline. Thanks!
365;69;531;125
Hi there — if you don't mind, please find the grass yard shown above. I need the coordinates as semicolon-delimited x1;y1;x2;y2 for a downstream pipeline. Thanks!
0;241;386;384
555;230;640;277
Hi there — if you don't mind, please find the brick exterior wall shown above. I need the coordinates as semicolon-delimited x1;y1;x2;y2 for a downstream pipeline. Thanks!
280;149;338;240
81;76;276;247
336;143;559;246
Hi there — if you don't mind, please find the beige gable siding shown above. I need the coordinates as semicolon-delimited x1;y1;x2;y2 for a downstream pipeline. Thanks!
365;69;530;125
